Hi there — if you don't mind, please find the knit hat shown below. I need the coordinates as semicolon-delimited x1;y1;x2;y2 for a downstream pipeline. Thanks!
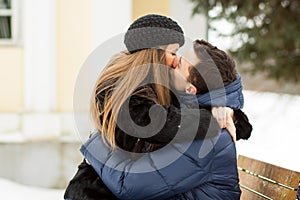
124;14;184;53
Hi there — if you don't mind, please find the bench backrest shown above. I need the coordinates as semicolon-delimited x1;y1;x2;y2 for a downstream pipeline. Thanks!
237;155;300;200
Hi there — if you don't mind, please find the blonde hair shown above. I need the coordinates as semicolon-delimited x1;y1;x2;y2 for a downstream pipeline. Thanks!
91;49;171;149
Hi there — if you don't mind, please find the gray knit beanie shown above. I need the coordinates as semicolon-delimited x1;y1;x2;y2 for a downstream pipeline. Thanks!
124;14;184;53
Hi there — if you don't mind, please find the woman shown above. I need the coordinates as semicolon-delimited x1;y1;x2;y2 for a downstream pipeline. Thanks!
65;14;248;200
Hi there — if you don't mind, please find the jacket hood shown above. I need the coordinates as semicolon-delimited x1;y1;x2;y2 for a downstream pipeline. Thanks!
177;74;244;109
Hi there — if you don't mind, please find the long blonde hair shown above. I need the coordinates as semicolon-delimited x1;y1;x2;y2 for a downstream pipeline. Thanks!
91;49;171;149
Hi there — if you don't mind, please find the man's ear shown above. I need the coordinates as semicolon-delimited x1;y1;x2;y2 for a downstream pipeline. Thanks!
186;84;197;95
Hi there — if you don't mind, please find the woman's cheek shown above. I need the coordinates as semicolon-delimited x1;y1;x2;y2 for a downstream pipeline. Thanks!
165;54;175;67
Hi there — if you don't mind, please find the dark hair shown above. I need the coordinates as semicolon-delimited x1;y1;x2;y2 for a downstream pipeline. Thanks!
188;39;237;94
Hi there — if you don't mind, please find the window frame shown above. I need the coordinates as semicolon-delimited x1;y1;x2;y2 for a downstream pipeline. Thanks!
0;0;18;45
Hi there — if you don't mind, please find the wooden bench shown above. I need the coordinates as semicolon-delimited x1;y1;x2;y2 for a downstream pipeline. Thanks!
237;155;300;200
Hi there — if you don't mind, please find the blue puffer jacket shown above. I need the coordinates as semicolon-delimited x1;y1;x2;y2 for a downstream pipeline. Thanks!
81;130;240;200
80;77;243;199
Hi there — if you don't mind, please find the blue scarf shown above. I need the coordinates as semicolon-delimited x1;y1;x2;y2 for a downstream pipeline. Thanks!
177;75;244;110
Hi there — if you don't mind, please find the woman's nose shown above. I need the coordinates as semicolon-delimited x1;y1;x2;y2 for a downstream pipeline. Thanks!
172;56;180;69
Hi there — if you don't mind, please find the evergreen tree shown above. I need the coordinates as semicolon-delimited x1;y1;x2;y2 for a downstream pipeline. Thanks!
189;0;300;82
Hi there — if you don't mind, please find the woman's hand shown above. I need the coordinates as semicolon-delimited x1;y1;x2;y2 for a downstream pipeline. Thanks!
212;107;236;143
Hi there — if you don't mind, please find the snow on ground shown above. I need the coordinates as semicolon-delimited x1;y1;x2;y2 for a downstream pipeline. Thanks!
0;90;299;199
0;178;64;200
236;90;300;172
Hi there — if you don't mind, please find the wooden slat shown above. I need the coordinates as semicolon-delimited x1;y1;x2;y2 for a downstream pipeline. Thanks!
238;155;300;188
239;167;292;199
237;155;300;200
240;185;271;200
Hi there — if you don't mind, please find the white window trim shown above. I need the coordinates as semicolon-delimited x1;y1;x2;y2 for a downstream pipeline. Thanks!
0;0;18;45
23;0;56;112
20;0;58;139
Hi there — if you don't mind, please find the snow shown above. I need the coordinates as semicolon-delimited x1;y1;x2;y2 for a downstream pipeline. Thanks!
0;90;299;199
237;90;300;172
0;178;64;200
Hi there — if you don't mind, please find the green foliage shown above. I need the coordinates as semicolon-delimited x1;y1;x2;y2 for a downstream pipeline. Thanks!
189;0;300;82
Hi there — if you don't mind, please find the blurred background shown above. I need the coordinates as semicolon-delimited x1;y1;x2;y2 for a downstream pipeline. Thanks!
0;0;299;199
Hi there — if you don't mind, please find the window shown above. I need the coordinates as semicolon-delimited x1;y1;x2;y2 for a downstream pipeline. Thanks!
0;0;17;44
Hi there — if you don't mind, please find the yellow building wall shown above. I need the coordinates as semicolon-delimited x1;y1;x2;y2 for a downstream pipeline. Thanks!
132;0;170;20
56;0;92;111
0;47;23;112
0;0;170;112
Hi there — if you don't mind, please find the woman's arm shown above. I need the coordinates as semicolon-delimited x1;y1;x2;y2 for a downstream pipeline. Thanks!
234;109;252;140
117;94;220;146
64;160;118;200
